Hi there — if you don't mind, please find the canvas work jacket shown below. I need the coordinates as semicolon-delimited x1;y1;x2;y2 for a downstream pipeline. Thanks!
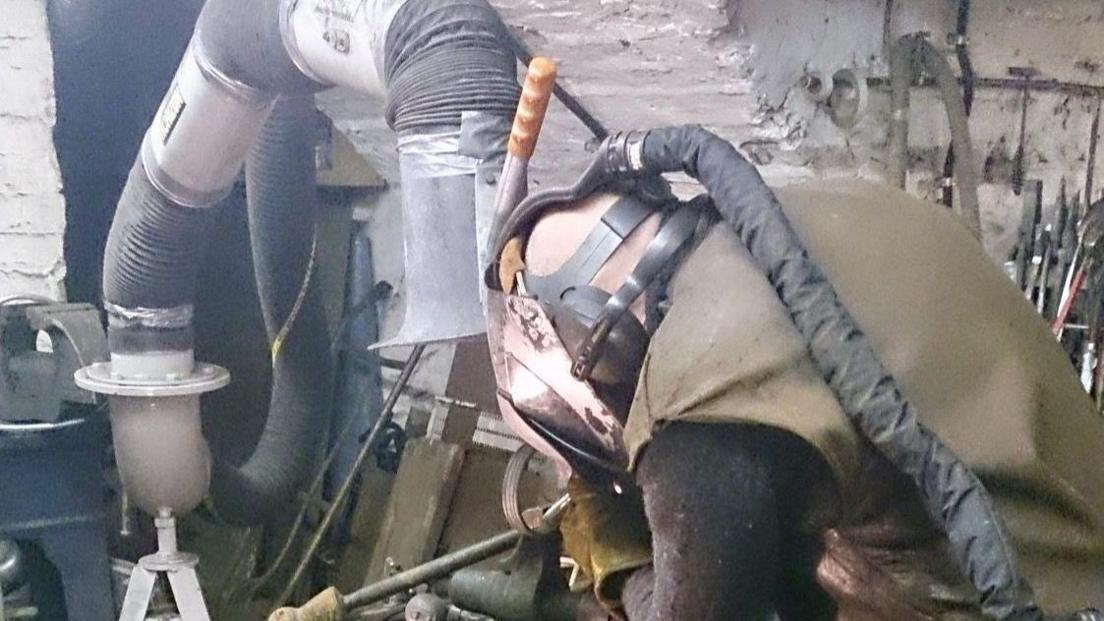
623;179;1104;617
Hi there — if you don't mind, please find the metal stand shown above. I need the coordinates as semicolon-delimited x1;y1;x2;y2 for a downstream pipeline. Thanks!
119;511;210;621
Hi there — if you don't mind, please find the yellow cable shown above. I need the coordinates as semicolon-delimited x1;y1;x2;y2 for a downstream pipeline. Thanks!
270;225;319;366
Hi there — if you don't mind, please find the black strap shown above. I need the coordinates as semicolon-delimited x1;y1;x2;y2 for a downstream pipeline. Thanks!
571;201;702;380
525;196;654;300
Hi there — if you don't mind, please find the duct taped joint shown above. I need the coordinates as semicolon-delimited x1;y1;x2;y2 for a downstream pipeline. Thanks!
280;0;408;97
104;302;197;355
140;39;277;208
459;112;511;280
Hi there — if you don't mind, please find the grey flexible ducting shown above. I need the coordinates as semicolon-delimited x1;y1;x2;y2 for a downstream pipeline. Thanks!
101;0;517;524
101;0;323;354
888;34;981;239
102;160;213;352
384;0;521;131
633;125;1043;621
207;96;333;525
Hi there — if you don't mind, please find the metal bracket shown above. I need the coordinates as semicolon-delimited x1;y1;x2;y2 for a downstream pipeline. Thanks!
0;303;107;423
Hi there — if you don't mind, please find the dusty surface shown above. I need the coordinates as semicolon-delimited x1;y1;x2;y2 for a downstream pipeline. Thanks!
0;0;65;299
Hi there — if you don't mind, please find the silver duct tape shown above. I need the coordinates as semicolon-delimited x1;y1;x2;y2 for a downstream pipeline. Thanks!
281;0;409;95
459;112;511;289
141;41;276;208
104;302;195;329
397;130;480;178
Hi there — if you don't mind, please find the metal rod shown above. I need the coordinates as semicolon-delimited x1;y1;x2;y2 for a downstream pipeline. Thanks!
342;531;522;611
274;345;426;607
506;36;608;140
868;75;1104;97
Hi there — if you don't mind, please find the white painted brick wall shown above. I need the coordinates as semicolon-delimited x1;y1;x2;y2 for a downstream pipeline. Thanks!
0;0;66;300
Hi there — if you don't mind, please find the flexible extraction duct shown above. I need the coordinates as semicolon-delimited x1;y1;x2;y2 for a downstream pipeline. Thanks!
888;33;981;239
100;0;518;524
203;95;334;524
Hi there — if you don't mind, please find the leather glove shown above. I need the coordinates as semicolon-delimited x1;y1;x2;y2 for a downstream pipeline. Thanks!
559;476;653;610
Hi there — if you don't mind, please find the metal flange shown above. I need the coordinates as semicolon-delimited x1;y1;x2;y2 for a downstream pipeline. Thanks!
75;362;229;397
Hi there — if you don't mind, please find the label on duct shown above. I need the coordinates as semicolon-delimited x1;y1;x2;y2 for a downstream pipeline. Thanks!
156;83;187;146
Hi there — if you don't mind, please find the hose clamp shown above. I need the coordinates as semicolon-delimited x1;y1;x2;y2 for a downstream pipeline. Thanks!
601;130;647;177
105;302;195;330
191;35;270;106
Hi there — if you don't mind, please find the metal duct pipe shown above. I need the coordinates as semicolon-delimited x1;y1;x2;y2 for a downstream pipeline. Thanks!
95;0;517;524
888;34;981;239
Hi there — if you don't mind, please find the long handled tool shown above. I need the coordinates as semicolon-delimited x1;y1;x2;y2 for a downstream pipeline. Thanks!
486;57;558;284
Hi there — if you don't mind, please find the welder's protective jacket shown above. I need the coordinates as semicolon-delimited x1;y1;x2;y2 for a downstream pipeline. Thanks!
622;179;1104;616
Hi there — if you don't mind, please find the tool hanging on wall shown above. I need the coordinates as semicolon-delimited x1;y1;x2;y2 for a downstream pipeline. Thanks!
941;0;974;208
1010;67;1038;195
1047;191;1104;409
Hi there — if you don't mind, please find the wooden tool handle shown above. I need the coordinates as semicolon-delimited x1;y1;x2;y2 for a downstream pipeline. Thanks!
508;57;557;158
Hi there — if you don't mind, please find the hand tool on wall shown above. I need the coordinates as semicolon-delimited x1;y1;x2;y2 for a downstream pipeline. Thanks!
1086;96;1101;207
1010;67;1038;196
1035;224;1054;315
941;0;974;209
1020;180;1044;297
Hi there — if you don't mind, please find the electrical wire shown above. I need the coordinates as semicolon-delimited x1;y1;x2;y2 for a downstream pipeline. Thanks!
269;225;318;365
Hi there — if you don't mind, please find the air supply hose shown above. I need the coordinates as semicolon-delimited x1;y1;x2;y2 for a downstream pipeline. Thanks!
616;125;1041;621
888;34;981;239
207;95;333;525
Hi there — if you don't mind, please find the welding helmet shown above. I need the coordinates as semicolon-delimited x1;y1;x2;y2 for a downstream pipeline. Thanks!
485;137;706;477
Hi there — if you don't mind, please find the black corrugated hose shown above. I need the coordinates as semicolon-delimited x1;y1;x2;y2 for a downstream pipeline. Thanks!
632;125;1051;621
101;160;212;353
384;0;520;132
208;95;333;525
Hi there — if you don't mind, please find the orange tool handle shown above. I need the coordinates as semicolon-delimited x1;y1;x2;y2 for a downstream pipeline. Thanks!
508;57;557;158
